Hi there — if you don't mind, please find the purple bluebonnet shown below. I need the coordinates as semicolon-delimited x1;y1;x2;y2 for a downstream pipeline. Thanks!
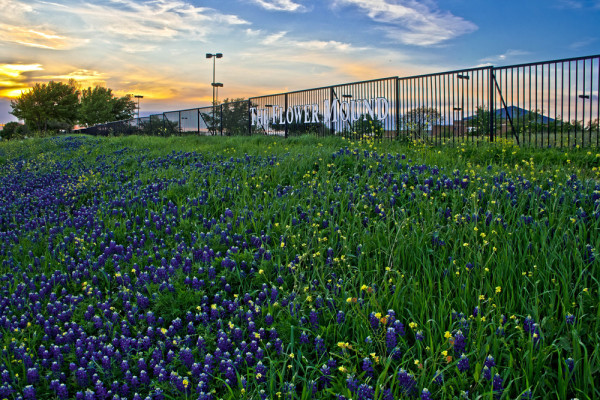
433;370;443;385
453;330;466;354
368;313;379;331
484;355;496;368
483;366;491;381
566;314;576;325
415;330;424;341
362;357;374;378
385;327;397;352
26;368;39;384
23;385;36;400
346;375;359;393
566;357;574;373
457;354;470;373
397;369;417;395
319;363;332;388
421;388;432;400
492;373;504;398
315;336;326;356
357;384;374;400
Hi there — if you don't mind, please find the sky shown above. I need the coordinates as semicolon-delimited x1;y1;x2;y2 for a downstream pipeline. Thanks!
1;0;600;123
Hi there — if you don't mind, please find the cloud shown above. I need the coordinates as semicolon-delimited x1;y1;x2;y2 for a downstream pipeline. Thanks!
570;37;597;49
554;0;600;8
249;0;306;12
0;63;44;98
0;0;86;50
0;23;84;50
333;0;477;46
479;49;530;64
67;0;250;42
262;31;288;45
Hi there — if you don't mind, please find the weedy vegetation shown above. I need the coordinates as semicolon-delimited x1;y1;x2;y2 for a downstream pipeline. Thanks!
0;134;598;399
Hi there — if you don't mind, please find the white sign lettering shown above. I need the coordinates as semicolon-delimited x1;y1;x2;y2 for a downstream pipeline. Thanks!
250;97;390;126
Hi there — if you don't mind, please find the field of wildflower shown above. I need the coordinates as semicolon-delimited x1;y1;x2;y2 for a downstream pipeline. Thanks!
0;134;598;400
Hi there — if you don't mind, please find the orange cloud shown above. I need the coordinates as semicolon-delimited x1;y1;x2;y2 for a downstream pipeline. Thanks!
0;23;82;50
0;64;44;98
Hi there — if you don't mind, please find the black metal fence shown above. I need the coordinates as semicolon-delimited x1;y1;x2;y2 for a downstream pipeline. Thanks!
78;54;599;147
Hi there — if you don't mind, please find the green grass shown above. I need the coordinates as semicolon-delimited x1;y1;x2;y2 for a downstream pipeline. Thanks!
0;133;598;399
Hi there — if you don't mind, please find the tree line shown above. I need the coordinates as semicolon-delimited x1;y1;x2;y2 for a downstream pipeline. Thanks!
6;79;136;138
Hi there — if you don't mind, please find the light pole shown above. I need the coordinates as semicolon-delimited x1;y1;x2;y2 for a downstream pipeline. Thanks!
212;82;224;105
206;53;223;134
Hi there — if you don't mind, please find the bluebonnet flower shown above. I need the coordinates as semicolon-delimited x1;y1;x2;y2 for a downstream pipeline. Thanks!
453;330;466;354
521;390;533;399
369;313;379;331
433;370;443;385
26;368;39;384
309;309;319;330
23;385;36;400
385;327;397;352
319;363;332;388
483;366;491;381
256;361;267;383
421;388;432;400
357;384;374;400
458;354;470;373
265;313;274;326
397;369;417;395
381;387;393;400
300;331;309;344
337;311;345;324
566;357;575;373
315;336;326;356
346;375;359;393
393;320;405;336
484;355;496;368
362;357;374;378
566;314;576;325
415;330;424;341
492;373;504;398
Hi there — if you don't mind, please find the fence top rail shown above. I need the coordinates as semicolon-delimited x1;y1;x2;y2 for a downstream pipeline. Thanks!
492;54;600;70
249;76;399;101
398;66;493;81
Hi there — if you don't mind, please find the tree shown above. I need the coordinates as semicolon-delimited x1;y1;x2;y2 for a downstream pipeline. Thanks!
470;106;491;136
401;107;443;139
79;87;136;127
1;122;20;140
221;98;249;136
10;80;79;133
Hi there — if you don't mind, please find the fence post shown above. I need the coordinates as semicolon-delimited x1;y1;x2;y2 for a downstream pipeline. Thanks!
488;67;495;142
396;77;400;140
284;93;289;139
247;100;251;136
220;104;223;136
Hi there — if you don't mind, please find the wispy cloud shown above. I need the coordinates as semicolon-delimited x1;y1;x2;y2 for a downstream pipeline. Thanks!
479;49;530;64
333;0;477;46
554;0;600;8
64;0;250;42
249;0;306;12
570;37;598;49
0;23;84;50
261;31;288;45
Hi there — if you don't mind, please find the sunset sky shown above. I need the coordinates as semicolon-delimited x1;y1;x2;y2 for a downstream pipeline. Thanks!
1;0;599;123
